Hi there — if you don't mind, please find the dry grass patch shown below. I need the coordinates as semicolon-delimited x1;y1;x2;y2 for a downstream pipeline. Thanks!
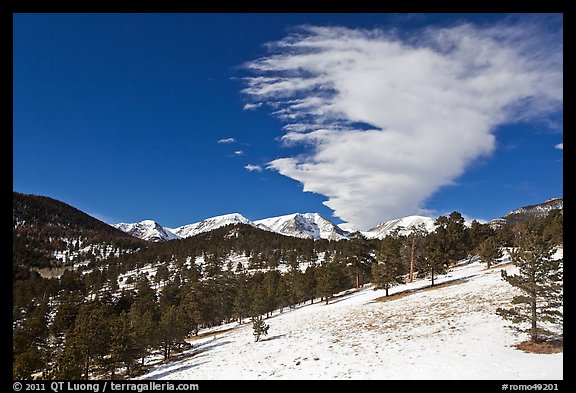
420;278;469;292
374;291;413;303
374;278;470;303
515;338;563;354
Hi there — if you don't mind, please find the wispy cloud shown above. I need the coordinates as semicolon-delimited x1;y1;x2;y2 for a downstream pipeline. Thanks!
555;143;563;150
243;103;262;110
233;150;244;156
217;137;237;144
244;164;263;172
243;21;562;229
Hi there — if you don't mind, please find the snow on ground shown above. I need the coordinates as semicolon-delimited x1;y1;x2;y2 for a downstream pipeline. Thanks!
136;257;562;380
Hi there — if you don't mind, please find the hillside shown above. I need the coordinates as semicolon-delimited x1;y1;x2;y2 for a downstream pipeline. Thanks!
489;197;563;228
136;253;563;380
13;192;145;268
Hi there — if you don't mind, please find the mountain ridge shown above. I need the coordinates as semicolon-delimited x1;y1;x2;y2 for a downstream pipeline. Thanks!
112;196;563;242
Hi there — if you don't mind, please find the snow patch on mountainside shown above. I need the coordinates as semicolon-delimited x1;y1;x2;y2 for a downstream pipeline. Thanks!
168;213;251;239
255;213;348;240
113;220;179;242
362;215;437;239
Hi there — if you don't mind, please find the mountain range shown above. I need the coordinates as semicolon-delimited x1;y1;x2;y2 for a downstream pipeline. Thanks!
111;197;562;242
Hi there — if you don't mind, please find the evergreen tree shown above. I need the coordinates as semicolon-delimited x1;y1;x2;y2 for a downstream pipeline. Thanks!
372;236;406;296
13;346;46;380
434;212;470;264
496;230;563;343
316;261;346;304
477;236;503;268
13;300;50;379
301;265;318;304
406;223;430;282
61;303;111;379
250;283;268;318
469;220;496;250
252;316;269;342
421;232;449;287
232;273;251;324
106;312;139;378
159;305;188;360
342;238;375;288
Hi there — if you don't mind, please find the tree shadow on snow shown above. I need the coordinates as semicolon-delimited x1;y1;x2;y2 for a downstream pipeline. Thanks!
259;333;286;342
142;359;211;380
191;338;233;355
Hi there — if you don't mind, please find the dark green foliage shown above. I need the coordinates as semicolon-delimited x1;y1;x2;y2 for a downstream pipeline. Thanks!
468;220;497;250
13;300;50;379
56;302;112;379
497;227;563;342
477;237;503;268
433;212;471;264
159;305;188;360
372;236;406;296
342;237;376;288
106;313;140;378
252;316;270;342
421;231;449;287
316;261;349;304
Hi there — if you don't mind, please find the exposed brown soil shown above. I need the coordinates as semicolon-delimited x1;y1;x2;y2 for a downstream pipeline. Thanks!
515;338;563;354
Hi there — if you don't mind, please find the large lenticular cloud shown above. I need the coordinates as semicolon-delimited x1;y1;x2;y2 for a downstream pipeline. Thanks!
243;22;562;230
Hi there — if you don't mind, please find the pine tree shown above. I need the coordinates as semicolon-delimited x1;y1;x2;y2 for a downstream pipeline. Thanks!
159;305;188;360
128;305;159;367
252;316;269;342
372;236;405;296
232;273;251;324
250;283;268;318
434;212;470;265
13;299;51;379
342;238;375;288
62;303;111;379
316;261;346;304
106;312;139;378
421;232;449;287
496;230;563;343
477;236;503;268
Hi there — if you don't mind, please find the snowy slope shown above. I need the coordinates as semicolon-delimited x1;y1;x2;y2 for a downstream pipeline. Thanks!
112;220;179;242
255;213;348;240
363;215;436;239
136;251;563;380
169;213;252;238
489;197;563;228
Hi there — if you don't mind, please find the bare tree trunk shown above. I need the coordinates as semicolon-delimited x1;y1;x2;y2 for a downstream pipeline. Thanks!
409;236;415;283
531;296;538;342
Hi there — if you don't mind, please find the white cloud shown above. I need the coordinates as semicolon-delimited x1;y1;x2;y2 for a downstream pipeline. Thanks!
243;22;562;230
217;138;237;144
244;164;263;172
243;103;263;110
234;150;244;156
555;143;563;150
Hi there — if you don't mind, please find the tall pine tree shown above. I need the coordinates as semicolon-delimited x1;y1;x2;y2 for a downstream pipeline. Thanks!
497;229;563;343
372;236;405;296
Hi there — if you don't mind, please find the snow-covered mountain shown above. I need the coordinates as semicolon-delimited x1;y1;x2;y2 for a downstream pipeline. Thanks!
112;220;179;242
255;213;349;240
362;215;436;239
168;213;252;239
115;196;562;242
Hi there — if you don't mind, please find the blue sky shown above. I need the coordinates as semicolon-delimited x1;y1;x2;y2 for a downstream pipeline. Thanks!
13;13;563;229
